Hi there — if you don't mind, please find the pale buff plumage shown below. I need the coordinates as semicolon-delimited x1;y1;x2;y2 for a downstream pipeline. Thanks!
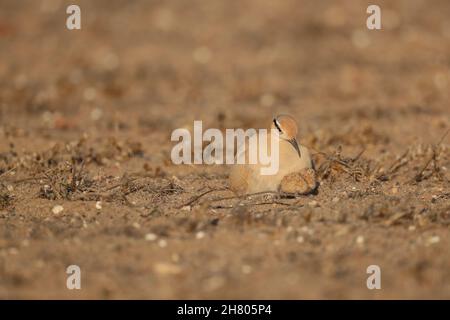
229;115;317;195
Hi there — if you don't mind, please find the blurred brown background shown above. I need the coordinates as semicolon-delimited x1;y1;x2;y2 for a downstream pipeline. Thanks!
0;0;449;299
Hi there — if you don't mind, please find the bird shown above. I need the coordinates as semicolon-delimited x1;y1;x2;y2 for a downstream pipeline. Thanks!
229;114;317;195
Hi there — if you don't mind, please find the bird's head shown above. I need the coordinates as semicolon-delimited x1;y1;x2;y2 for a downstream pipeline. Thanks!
271;114;301;158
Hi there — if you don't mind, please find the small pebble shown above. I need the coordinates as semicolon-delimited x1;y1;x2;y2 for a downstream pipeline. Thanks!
52;205;64;215
203;276;226;292
181;205;191;211
297;236;305;243
301;226;314;235
242;265;252;274
356;235;365;245
332;197;339;203
153;262;182;275
195;231;205;240
95;201;102;210
427;236;440;245
145;233;158;241
158;239;168;248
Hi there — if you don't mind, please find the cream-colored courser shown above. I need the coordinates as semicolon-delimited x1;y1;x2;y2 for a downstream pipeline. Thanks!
229;114;317;195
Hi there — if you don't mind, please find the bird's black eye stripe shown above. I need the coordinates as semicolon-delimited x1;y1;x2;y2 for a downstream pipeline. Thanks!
273;119;282;133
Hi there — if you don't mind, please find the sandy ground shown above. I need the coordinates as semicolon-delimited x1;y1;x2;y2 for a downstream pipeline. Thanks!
0;0;449;299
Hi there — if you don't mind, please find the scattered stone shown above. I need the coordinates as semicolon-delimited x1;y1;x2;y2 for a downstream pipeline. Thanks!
153;262;182;275
296;236;305;243
132;222;140;229
52;205;64;215
300;226;314;235
332;197;339;203
145;233;158;241
195;231;205;240
158;239;168;248
90;107;102;120
427;236;440;245
356;235;365;245
203;276;225;292
242;265;252;274
95;201;102;210
181;205;191;211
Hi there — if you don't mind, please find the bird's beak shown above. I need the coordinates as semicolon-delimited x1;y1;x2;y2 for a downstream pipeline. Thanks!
289;138;302;158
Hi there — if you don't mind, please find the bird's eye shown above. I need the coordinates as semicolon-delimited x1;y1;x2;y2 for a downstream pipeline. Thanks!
273;119;282;133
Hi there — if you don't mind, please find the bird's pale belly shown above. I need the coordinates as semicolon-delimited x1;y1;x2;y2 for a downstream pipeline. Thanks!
246;145;312;193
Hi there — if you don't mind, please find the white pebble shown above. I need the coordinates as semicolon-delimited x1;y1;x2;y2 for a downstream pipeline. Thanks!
356;235;365;245
153;262;182;275
95;201;102;210
195;231;205;240
52;205;64;215
132;222;140;229
428;236;440;245
158;239;167;248
145;233;158;241
242;265;252;274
